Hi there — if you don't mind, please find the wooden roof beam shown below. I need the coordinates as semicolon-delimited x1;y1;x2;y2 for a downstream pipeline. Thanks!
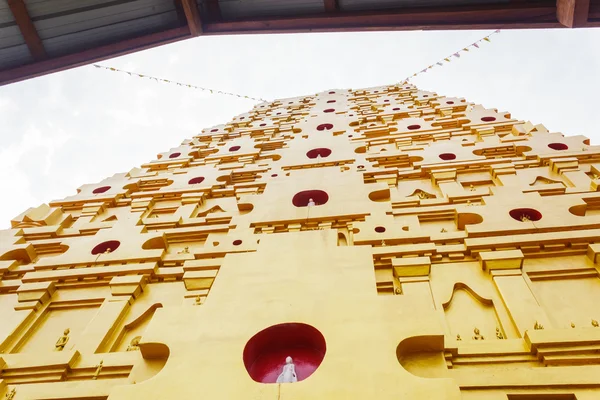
206;0;223;21
324;0;339;13
557;0;590;27
0;26;190;86
203;4;565;34
180;0;204;35
7;0;46;60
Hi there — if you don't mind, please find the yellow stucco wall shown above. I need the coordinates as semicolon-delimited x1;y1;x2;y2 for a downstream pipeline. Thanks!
2;84;600;399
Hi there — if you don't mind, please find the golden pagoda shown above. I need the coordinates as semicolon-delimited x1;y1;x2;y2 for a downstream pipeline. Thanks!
2;83;600;400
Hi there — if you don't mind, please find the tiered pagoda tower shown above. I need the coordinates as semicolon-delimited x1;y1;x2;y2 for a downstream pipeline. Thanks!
1;83;600;400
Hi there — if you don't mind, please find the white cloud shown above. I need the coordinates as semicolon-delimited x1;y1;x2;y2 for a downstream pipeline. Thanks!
1;28;599;227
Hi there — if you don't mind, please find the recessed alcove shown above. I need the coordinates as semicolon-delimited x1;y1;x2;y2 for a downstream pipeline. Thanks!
292;190;329;207
243;323;326;384
317;123;333;131
509;208;542;222
91;240;120;255
93;186;111;194
306;148;332;159
439;153;456;161
548;143;568;151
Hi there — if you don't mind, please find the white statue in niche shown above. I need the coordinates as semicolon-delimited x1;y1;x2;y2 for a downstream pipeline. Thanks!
276;356;298;383
307;198;316;207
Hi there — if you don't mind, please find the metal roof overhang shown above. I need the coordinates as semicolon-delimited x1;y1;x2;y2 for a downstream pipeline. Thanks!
1;0;599;86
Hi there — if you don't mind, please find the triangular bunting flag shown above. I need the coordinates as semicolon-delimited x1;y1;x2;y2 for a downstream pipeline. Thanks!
484;37;491;42
473;43;479;48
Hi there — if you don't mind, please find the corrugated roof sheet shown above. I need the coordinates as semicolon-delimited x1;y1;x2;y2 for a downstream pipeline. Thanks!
0;20;25;48
339;0;507;11
0;0;15;25
13;0;181;58
0;43;33;70
0;0;595;85
216;0;324;20
43;10;179;57
0;0;31;69
31;0;178;40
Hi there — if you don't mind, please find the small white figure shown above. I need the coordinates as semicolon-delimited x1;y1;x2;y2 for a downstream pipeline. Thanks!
307;198;316;207
276;356;298;383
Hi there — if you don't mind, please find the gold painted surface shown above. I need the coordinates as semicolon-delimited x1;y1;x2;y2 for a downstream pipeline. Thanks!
1;84;600;399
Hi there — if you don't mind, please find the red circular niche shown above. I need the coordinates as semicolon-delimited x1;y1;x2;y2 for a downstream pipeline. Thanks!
548;143;568;151
306;148;332;159
481;116;496;122
169;152;181;159
423;95;429;97
210;128;218;132
260;123;267;127
327;100;336;103
92;186;111;194
393;108;400;111
188;177;205;184
328;91;335;94
271;174;278;177
317;123;333;131
233;240;242;246
292;190;329;207
509;208;542;222
91;240;120;255
384;100;389;102
323;109;335;113
446;101;454;104
439;153;457;160
243;323;326;384
407;125;421;130
375;226;386;233
229;146;241;152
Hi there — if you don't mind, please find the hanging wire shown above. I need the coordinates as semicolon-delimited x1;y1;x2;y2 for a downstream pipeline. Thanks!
92;64;269;103
401;29;501;84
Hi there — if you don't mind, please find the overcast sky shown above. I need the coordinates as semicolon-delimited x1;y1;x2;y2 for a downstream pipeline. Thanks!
1;28;599;228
